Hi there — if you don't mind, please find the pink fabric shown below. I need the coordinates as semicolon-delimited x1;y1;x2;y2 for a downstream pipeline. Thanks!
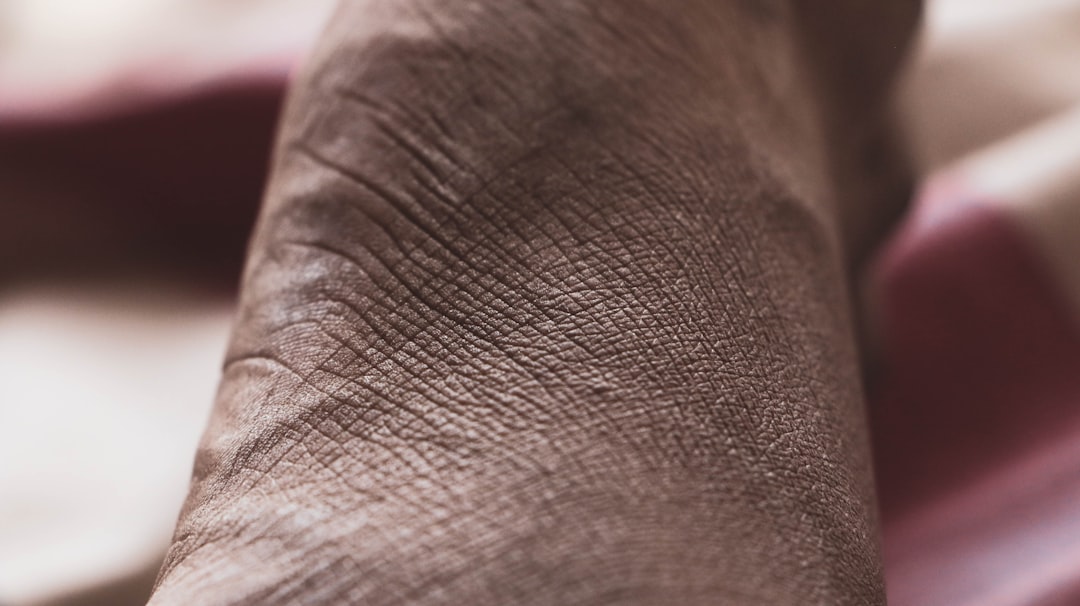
871;198;1080;604
0;79;284;281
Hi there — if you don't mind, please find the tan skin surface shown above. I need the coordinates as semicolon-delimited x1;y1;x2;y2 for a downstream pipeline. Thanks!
151;2;920;604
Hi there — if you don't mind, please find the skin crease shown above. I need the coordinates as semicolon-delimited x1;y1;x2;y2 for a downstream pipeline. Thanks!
151;1;920;604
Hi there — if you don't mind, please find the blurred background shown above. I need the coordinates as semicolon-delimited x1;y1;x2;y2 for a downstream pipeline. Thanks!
1;1;1079;605
0;2;335;604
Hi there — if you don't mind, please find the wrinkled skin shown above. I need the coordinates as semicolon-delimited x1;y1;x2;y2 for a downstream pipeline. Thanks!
151;1;920;604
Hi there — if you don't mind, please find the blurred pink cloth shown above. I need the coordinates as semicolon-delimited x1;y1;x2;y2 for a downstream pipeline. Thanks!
873;181;1080;606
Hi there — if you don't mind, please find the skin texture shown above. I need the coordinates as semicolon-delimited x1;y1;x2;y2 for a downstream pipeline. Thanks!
151;1;920;604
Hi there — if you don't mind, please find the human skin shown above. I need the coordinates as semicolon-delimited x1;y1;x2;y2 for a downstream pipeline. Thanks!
150;1;920;604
